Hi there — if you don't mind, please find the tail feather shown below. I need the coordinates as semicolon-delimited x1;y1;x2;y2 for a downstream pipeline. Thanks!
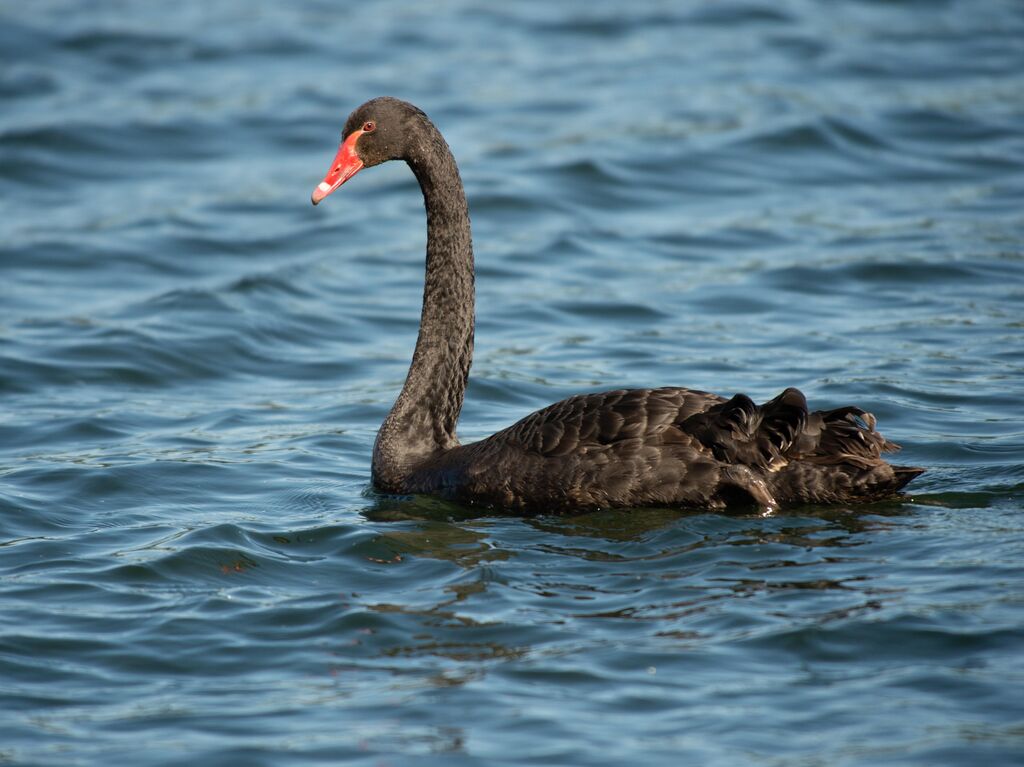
891;465;926;492
770;406;925;503
682;390;807;469
681;387;925;505
801;406;899;469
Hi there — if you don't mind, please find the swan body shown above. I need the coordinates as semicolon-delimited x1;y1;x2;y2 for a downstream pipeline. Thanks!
312;97;922;513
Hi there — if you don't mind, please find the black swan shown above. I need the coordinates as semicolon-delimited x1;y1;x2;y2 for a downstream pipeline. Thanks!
311;97;923;513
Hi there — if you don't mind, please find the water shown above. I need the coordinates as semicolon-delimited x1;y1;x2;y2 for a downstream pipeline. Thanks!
2;0;1023;764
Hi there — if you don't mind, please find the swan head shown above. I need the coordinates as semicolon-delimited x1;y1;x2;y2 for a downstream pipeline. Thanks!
311;97;429;205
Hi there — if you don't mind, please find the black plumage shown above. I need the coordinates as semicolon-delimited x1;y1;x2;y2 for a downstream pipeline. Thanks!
312;97;923;513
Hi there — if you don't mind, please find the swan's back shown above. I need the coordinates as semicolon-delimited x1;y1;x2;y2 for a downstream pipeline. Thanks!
408;386;922;513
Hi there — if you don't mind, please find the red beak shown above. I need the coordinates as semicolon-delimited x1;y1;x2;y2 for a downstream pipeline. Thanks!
311;129;365;205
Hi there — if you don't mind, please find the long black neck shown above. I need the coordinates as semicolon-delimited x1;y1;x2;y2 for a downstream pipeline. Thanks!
372;122;474;491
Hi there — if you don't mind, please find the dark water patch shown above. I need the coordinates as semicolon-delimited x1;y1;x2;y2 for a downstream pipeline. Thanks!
761;258;995;300
128;286;239;318
745;616;1024;665
0;64;59;99
537;158;669;210
544;296;669;324
885;107;1023;148
684;3;793;25
766;32;829;62
651;226;795;257
690;289;780;316
0;412;129;451
737;116;890;155
0;119;225;182
29;328;243;388
58;28;193;64
528;10;685;38
466;190;557;219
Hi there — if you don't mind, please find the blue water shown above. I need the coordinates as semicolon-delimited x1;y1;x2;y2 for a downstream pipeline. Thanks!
2;1;1023;764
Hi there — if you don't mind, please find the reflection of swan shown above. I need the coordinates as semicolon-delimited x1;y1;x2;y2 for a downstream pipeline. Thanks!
313;97;923;513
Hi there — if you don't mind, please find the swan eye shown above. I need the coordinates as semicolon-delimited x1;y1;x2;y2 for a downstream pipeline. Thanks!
362;121;376;133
